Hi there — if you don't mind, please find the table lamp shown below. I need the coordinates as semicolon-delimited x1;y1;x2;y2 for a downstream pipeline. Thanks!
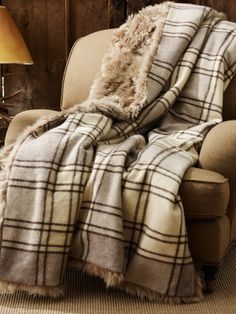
0;5;33;123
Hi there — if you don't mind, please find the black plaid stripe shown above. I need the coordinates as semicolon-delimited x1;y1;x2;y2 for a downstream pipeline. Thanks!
58;114;110;280
125;149;165;265
225;61;236;83
2;220;74;237
165;20;198;31
200;30;236;123
12;159;93;174
78;203;189;246
166;197;184;295
40;113;77;286
72;227;191;265
79;136;133;264
0;113;111;288
59;125;87;282
121;140;194;269
124;242;192;264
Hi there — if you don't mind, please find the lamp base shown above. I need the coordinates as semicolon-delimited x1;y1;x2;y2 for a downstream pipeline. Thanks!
0;116;8;146
0;89;23;123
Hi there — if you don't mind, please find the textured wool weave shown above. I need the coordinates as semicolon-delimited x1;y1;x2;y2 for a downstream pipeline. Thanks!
0;2;236;304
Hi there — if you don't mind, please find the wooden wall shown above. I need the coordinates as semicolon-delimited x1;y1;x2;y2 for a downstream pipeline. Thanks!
2;0;236;112
2;0;69;111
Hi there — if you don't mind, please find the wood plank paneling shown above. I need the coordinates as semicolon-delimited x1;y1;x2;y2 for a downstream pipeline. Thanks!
69;0;109;47
2;0;67;111
127;0;170;15
127;0;148;15
193;0;236;22
169;1;236;22
108;0;127;28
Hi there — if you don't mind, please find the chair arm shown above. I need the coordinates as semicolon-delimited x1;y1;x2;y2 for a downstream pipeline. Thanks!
5;109;59;146
199;120;236;188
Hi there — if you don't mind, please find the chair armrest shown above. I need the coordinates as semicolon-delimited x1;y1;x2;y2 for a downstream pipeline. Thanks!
199;120;236;187
5;109;59;146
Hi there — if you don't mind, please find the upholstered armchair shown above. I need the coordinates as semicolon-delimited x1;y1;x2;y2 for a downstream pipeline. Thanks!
5;29;236;292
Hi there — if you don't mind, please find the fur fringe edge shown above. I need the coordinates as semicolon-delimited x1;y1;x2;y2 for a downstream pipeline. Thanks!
69;259;124;287
74;2;172;121
120;273;203;304
70;259;204;304
0;279;64;297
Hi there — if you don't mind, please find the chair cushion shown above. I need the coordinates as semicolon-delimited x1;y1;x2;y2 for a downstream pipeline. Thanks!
180;167;230;219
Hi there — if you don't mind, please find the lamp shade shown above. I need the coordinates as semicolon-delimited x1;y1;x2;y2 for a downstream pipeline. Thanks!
0;6;33;64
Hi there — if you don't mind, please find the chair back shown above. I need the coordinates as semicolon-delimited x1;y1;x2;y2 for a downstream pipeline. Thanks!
60;29;114;110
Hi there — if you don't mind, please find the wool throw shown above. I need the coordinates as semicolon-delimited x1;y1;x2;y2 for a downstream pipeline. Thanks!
0;2;236;304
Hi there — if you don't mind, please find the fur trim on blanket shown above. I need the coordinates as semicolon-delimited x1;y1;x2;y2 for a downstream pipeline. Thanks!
70;259;203;304
75;2;171;120
0;280;64;297
120;276;203;304
70;259;124;287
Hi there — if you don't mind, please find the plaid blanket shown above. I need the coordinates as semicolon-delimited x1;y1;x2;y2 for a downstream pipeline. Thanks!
0;2;236;303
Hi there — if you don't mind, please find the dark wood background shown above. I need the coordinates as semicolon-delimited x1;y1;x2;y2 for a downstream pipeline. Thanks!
2;0;236;112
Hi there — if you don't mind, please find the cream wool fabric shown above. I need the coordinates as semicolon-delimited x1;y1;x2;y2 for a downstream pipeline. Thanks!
0;2;236;304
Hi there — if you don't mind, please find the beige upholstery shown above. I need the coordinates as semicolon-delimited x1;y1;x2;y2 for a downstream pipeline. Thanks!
4;29;236;272
199;121;236;241
5;109;59;146
61;30;114;110
180;168;230;219
187;216;231;264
